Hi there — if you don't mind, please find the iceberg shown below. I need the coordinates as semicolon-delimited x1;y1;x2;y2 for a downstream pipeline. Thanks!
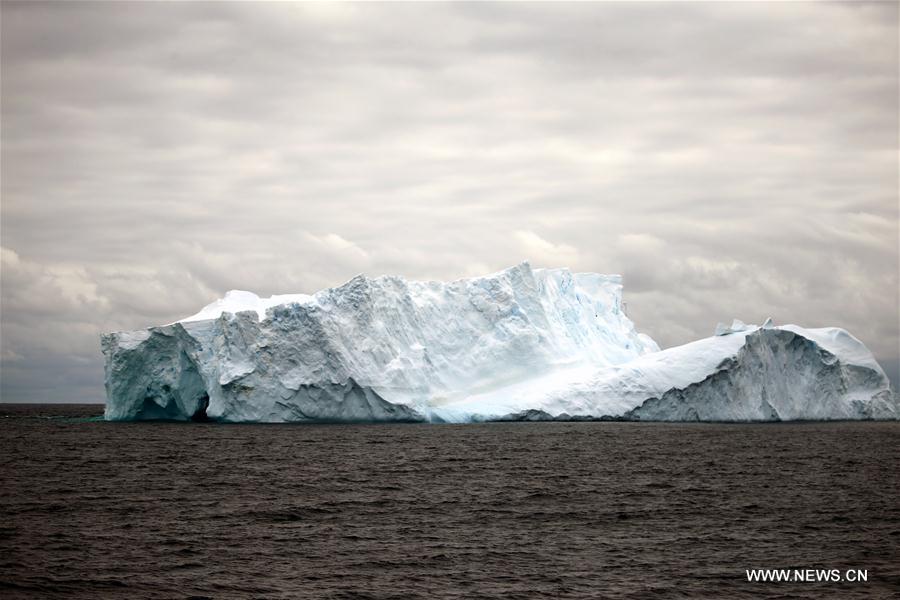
101;262;897;422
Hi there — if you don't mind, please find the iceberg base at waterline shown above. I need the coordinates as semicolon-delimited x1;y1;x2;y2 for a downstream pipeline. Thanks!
101;263;898;423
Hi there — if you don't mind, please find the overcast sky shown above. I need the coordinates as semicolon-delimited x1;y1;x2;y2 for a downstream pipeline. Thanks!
2;1;898;402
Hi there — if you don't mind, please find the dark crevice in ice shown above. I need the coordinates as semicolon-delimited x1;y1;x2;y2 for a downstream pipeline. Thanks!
190;394;210;422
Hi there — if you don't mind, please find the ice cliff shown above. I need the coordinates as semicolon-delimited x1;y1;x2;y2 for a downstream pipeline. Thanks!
102;263;898;422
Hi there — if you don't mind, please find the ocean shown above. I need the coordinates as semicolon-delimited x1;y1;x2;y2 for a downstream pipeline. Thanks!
1;404;898;599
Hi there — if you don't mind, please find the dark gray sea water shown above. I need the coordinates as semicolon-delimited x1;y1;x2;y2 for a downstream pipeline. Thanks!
1;404;898;599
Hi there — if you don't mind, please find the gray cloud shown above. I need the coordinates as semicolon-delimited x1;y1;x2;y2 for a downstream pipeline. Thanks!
2;1;898;402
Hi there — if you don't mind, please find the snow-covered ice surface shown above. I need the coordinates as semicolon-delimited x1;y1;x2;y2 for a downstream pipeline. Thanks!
102;263;898;422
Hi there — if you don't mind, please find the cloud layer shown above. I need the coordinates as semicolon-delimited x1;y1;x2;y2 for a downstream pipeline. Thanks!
2;1;898;402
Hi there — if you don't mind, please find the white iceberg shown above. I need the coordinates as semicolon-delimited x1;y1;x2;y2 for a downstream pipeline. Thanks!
101;262;897;422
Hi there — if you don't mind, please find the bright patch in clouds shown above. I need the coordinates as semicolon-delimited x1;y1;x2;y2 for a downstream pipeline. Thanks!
514;231;580;268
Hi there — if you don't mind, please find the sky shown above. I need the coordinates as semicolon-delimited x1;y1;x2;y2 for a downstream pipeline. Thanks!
1;1;898;403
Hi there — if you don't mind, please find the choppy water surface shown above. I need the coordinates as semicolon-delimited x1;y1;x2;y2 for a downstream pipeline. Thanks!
1;404;898;599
